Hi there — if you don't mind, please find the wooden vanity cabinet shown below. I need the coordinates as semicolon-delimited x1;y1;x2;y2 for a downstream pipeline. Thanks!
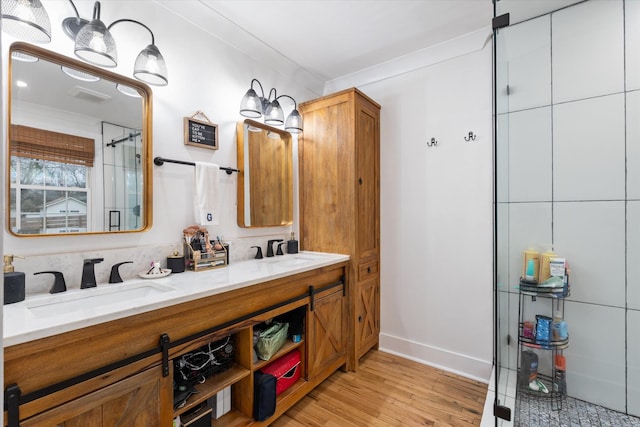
307;287;346;379
299;88;381;370
20;365;172;427
356;276;380;361
4;262;347;427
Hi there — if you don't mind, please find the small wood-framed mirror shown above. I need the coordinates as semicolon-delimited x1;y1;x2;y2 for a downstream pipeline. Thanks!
236;119;293;227
7;42;153;236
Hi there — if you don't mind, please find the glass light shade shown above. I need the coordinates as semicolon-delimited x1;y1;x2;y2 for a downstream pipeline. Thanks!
116;84;142;98
240;88;263;118
264;100;284;126
74;19;117;67
61;65;101;82
11;51;39;62
134;44;168;86
285;109;303;134
1;0;51;43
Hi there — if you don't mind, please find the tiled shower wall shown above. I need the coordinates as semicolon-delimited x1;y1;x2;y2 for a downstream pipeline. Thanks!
496;0;640;415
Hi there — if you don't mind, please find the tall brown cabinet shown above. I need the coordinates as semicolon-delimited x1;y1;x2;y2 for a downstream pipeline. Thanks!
298;88;380;370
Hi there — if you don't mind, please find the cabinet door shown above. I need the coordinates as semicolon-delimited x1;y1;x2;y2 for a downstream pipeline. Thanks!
298;93;355;256
22;366;172;426
356;278;380;359
308;290;346;379
355;97;380;261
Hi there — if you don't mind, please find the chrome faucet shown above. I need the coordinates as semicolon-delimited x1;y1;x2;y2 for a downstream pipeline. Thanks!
81;258;104;289
266;239;283;257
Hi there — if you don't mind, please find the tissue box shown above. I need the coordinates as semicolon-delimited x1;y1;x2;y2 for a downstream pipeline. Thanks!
260;349;301;396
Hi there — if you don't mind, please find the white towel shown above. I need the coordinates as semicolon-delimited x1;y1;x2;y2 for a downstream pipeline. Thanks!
193;162;220;225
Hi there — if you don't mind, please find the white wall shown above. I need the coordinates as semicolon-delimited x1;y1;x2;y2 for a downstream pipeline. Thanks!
1;22;4;414
1;1;494;384
1;0;319;291
329;30;495;381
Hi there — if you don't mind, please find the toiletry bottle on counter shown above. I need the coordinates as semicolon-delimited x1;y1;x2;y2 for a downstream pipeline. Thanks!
167;251;186;273
4;254;25;304
287;232;299;254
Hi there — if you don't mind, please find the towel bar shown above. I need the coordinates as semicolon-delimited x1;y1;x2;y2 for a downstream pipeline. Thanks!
153;156;238;175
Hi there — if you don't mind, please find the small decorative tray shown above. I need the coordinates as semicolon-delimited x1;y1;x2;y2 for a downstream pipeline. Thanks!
138;269;172;279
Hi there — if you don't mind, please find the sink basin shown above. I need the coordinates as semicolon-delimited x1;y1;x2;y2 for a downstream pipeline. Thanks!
25;281;174;318
266;255;318;268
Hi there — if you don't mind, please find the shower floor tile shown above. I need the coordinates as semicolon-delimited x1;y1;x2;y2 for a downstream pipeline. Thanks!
516;394;640;427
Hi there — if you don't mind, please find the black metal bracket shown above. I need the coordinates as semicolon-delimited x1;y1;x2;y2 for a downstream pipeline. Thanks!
107;132;141;147
492;13;510;30
309;285;315;312
160;334;170;377
494;402;512;421
5;383;21;426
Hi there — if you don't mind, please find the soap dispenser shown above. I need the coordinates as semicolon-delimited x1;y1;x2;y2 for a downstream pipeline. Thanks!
4;255;25;304
287;232;299;254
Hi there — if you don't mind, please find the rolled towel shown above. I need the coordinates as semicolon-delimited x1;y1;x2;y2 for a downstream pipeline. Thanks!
193;162;219;225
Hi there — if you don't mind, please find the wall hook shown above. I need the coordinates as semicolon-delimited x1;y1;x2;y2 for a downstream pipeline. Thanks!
464;131;477;142
427;137;438;147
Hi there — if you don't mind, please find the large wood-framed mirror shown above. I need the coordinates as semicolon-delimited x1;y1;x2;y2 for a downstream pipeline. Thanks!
236;119;293;227
7;42;153;236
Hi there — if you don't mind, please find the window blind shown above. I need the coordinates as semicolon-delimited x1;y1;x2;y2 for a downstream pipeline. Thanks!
10;124;95;167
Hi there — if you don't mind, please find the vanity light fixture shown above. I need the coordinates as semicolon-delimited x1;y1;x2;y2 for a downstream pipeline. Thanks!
116;83;142;98
1;0;52;43
72;1;116;67
62;0;169;86
239;79;303;134
61;65;101;82
11;50;39;62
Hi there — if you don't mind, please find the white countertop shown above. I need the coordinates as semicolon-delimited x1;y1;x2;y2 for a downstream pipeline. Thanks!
3;251;349;347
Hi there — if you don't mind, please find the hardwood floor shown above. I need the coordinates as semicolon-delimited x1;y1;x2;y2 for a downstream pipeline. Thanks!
272;350;488;427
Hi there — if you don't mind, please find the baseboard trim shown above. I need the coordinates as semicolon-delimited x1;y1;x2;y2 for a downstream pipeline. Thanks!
379;333;492;384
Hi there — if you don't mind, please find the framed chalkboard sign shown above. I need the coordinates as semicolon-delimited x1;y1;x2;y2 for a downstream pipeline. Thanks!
184;111;218;150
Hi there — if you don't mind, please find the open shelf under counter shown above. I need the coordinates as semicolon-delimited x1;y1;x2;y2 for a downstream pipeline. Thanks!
275;377;306;404
174;363;251;418
207;380;309;427
253;340;304;371
211;409;253;427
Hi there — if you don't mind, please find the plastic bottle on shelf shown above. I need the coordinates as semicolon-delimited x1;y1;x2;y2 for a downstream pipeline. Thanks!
554;354;567;394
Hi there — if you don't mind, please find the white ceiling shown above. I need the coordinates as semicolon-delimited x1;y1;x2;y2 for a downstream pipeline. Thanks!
159;0;585;87
197;0;493;82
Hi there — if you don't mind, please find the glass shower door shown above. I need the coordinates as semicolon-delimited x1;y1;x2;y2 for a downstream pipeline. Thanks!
493;2;557;424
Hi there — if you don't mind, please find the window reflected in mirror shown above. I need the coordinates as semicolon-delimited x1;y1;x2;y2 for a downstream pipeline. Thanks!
7;42;152;236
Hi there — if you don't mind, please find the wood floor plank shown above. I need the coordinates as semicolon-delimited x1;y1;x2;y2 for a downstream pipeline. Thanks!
271;350;487;427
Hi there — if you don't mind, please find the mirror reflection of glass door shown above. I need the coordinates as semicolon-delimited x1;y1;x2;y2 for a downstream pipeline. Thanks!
102;122;143;232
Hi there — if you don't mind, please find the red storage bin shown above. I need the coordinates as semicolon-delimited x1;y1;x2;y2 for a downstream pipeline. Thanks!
260;349;301;396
